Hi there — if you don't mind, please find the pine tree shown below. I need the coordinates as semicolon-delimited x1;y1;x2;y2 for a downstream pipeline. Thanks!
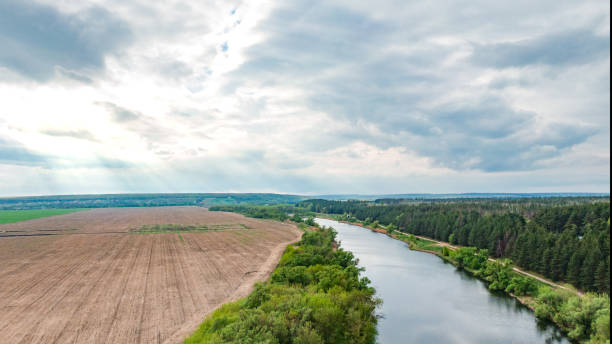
580;249;599;291
539;248;551;276
524;234;537;271
550;246;563;281
595;260;608;293
566;251;583;287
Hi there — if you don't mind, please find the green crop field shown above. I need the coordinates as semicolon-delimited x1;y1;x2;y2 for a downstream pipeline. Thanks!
0;209;87;224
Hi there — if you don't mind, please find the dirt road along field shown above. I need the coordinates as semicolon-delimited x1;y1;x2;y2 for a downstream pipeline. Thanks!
0;207;301;344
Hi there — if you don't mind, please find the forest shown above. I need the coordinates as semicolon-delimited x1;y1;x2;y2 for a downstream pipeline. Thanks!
297;198;610;294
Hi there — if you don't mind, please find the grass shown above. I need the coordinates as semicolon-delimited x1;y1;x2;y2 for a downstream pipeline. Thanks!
394;233;443;253
296;222;312;231
130;223;249;234
0;209;87;224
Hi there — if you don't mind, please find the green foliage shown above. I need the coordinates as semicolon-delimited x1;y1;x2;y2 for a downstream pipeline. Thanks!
402;235;442;253
505;276;538;296
0;208;86;224
209;205;305;221
481;259;514;292
290;214;304;223
185;226;380;344
452;247;489;271
304;217;318;227
534;291;610;343
535;288;571;322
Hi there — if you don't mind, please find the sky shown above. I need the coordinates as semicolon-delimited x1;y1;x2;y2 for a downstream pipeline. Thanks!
0;0;609;196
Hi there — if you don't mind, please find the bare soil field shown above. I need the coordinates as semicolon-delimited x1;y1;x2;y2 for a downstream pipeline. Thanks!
0;207;301;344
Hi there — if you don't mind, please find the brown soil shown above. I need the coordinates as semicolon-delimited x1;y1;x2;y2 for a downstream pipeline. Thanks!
0;207;301;344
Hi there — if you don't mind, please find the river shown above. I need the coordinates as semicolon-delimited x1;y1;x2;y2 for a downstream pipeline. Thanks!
315;218;570;344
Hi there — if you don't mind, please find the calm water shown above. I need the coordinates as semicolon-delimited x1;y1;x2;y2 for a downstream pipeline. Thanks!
315;218;570;344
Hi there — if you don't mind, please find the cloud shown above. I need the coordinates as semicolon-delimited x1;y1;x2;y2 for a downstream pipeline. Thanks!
471;29;610;68
0;137;47;166
58;157;134;169
0;136;133;170
95;102;141;122
0;0;608;195
40;129;98;141
418;121;598;172
94;101;178;152
222;1;604;172
0;0;131;81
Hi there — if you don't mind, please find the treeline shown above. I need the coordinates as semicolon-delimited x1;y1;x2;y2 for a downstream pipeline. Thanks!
185;226;380;343
298;199;610;294
209;204;313;222
0;193;307;210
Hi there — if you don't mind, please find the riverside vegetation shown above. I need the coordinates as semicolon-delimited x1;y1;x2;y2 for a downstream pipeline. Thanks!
185;221;380;344
426;243;609;343
213;199;610;344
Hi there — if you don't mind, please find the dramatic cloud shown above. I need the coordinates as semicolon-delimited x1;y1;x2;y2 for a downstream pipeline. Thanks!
0;0;131;81
472;29;610;68
0;0;609;195
0;137;47;166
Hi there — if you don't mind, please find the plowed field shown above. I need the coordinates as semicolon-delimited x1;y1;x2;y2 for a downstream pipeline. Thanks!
0;207;301;343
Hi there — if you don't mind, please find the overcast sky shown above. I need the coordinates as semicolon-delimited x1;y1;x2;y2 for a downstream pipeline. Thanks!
0;0;609;196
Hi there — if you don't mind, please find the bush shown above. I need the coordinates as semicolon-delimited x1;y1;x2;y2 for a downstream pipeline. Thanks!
505;276;537;296
534;290;610;343
304;217;317;227
186;226;380;344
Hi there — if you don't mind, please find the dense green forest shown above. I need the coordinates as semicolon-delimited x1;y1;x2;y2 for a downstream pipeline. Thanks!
185;226;380;344
297;198;610;294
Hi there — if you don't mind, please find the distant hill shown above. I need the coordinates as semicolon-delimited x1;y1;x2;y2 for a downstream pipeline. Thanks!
0;193;308;210
315;193;609;201
0;192;607;210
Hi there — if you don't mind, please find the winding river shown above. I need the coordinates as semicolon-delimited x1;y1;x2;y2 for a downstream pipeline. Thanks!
315;218;570;344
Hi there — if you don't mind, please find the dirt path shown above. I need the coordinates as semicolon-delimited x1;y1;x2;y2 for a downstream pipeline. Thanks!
390;229;582;296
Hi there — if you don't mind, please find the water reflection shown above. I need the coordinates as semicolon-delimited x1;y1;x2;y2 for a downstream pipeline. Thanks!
316;218;570;344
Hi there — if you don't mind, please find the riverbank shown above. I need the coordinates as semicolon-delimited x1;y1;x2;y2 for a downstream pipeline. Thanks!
184;222;380;344
327;214;580;295
337;219;554;305
328;217;608;344
316;217;575;343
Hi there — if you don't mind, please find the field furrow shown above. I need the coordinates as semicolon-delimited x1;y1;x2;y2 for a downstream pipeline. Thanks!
0;207;301;344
